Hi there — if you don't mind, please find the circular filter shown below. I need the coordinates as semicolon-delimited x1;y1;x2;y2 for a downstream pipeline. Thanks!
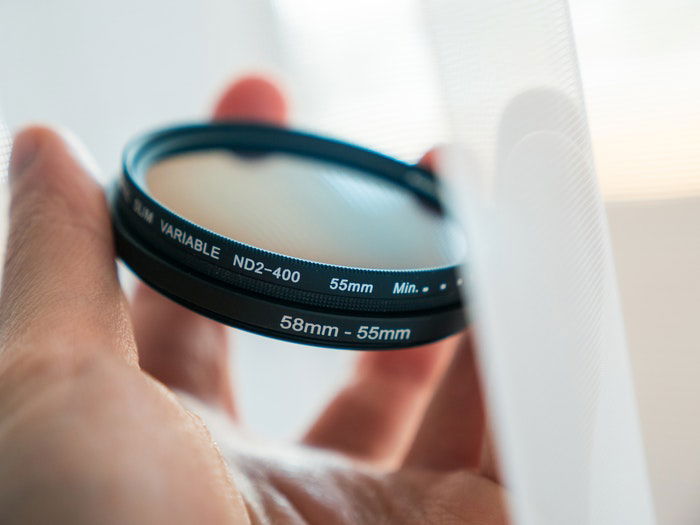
111;123;467;349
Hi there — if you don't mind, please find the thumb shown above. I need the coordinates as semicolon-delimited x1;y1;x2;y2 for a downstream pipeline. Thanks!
0;126;135;363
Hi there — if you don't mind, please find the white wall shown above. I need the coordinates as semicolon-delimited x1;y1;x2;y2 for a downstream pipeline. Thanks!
607;198;700;525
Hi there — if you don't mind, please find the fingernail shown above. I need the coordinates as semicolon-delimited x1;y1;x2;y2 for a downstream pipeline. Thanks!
9;130;40;181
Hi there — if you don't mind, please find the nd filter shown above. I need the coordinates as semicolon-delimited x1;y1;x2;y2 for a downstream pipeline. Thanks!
111;123;467;349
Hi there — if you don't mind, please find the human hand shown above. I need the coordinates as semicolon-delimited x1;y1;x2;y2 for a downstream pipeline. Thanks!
0;76;507;524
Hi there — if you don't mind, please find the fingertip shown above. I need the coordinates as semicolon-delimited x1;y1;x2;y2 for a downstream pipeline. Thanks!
8;125;106;229
418;145;449;172
10;125;54;180
212;74;288;124
10;125;99;185
418;149;438;170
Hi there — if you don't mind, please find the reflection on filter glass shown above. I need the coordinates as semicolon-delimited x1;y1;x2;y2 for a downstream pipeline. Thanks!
146;151;462;270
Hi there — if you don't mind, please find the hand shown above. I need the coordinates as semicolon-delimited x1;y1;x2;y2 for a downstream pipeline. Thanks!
0;76;507;524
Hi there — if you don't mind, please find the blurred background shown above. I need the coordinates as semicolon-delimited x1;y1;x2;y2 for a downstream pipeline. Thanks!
0;1;698;523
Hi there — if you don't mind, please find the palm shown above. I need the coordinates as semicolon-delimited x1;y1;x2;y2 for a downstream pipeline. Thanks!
215;430;505;524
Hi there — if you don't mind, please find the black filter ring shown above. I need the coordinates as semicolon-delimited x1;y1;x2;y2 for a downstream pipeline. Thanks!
112;123;468;349
114;216;466;349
